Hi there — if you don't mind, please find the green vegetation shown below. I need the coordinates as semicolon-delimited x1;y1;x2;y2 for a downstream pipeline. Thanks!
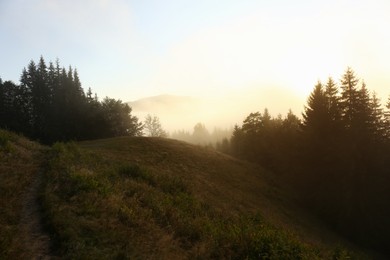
229;68;390;255
40;138;355;259
0;129;44;259
0;56;143;144
3;59;385;257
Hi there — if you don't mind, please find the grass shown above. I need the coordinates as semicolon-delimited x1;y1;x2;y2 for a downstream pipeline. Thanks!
41;137;357;259
0;129;44;259
0;132;365;259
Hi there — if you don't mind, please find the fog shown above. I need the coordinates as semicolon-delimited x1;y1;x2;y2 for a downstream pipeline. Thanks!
128;86;304;134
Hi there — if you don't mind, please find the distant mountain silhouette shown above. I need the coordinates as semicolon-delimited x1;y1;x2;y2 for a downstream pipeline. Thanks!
127;89;304;133
127;95;207;132
127;95;201;113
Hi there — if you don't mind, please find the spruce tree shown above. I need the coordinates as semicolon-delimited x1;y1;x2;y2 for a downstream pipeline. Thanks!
302;81;328;135
36;56;52;140
324;77;341;123
370;92;385;141
353;81;372;141
384;95;390;138
340;67;359;129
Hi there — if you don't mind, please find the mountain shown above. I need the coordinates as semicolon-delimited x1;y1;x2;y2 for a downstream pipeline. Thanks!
128;94;201;113
127;95;205;132
127;94;228;133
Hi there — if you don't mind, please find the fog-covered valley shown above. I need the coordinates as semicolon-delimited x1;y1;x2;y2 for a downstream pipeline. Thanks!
127;86;304;134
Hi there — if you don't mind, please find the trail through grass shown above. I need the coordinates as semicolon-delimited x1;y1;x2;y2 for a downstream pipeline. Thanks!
0;130;52;259
0;132;362;259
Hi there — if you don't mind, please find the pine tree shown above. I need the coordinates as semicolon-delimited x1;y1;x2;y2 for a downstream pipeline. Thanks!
283;109;301;131
262;108;272;128
0;81;30;132
242;112;262;134
0;80;13;128
324;77;341;122
384;95;390;138
192;122;210;144
356;81;372;133
35;56;52;140
25;60;39;136
231;124;244;157
86;87;94;103
340;67;359;129
302;81;328;135
370;92;385;141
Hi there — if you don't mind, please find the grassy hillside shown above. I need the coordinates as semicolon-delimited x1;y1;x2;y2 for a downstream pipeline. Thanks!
0;130;45;258
41;136;360;259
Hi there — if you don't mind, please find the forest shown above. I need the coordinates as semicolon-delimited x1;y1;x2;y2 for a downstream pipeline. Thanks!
0;57;142;144
227;68;390;255
1;58;389;255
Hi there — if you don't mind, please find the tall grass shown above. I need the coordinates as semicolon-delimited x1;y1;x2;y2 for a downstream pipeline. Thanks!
0;129;43;259
41;142;352;259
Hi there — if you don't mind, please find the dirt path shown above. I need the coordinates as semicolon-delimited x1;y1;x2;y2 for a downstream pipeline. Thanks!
19;171;53;259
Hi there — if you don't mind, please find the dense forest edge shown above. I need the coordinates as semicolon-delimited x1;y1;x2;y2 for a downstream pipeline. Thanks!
1;57;390;257
224;69;390;256
0;56;143;144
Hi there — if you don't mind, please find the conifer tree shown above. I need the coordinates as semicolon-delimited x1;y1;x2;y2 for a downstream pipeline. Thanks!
370;92;385;141
242;112;262;134
324;77;341;123
382;95;390;139
35;56;53;139
1;56;143;142
302;81;328;135
231;124;244;157
340;67;360;129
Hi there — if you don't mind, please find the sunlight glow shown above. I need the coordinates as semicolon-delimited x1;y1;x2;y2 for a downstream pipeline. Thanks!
1;0;390;130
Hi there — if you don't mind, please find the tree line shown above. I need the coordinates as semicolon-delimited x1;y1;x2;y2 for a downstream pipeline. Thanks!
227;68;390;255
0;57;143;143
1;58;389;254
172;123;233;147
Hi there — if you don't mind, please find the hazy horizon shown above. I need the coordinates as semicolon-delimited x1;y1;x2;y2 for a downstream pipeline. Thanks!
128;88;304;133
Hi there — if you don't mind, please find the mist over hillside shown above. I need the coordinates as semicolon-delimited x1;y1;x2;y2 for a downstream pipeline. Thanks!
127;87;304;133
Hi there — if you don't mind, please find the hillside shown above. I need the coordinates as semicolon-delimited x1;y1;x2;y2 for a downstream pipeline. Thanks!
0;130;50;259
42;136;367;259
1;133;373;258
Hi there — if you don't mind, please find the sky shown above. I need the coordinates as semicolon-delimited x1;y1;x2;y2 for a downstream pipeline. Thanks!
1;0;390;129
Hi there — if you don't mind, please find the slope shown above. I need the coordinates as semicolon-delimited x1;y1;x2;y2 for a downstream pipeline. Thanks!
0;129;52;259
42;136;365;259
